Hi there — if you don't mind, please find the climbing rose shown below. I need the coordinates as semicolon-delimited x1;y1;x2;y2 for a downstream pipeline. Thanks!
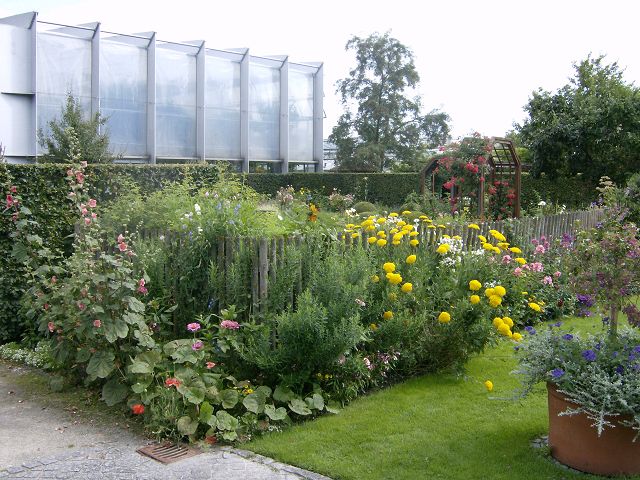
88;199;97;208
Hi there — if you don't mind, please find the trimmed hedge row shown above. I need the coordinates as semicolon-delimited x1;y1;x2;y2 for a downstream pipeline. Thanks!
0;164;596;342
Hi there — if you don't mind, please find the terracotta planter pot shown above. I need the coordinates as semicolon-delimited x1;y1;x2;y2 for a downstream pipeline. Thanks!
547;383;640;476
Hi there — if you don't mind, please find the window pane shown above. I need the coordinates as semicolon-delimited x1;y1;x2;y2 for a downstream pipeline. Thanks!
205;55;240;159
288;70;314;162
156;48;197;157
249;64;279;160
100;40;147;156
36;32;91;152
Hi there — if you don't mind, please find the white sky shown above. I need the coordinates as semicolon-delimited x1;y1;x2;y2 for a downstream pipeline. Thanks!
2;0;639;139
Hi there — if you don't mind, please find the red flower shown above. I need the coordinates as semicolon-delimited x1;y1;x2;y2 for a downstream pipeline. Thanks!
47;321;55;332
205;435;218;445
132;404;145;415
165;378;182;388
206;361;217;369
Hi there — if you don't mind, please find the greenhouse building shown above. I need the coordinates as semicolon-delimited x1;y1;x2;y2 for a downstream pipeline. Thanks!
0;12;324;172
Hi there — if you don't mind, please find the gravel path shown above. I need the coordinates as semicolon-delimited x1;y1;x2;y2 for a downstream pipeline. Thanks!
0;364;330;480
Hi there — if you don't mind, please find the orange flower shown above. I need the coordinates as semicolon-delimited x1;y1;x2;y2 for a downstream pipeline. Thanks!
131;403;145;415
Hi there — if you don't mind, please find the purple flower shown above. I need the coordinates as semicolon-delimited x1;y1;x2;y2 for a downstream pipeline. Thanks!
192;340;204;351
220;320;240;330
187;322;201;332
562;334;574;341
552;322;563;328
525;326;536;335
582;350;597;362
615;365;624;375
551;368;564;379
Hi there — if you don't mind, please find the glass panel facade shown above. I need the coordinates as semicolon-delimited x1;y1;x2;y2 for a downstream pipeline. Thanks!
205;55;241;159
288;70;314;162
100;39;147;156
156;47;197;157
249;64;279;160
36;32;91;152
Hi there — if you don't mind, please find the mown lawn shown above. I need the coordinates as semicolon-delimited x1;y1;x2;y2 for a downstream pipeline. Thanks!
247;316;640;480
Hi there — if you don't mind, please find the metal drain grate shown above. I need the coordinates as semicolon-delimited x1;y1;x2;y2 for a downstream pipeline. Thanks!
137;442;202;464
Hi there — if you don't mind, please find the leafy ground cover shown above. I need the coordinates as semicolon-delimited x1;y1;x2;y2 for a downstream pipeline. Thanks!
247;315;640;480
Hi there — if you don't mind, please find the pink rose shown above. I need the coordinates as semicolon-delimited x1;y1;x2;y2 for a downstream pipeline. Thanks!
118;242;127;252
554;271;562;278
77;302;86;311
88;199;97;208
117;234;125;243
48;322;55;332
93;319;101;328
75;172;85;184
81;208;89;216
84;217;91;225
10;186;17;193
91;212;97;219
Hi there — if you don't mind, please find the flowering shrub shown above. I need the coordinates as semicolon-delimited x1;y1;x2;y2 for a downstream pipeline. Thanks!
327;188;355;212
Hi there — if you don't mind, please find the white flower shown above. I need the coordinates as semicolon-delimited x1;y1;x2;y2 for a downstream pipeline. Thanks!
538;201;547;207
197;227;203;234
194;203;201;215
159;235;165;241
277;214;283;221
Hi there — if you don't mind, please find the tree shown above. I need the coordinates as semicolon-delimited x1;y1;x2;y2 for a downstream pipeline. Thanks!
517;55;640;183
329;32;450;172
38;93;113;163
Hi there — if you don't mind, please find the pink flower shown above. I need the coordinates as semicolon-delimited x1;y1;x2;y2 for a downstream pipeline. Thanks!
43;303;50;310
192;340;204;351
117;234;125;243
80;161;88;168
51;276;57;284
137;285;147;294
554;271;562;278
91;212;97;219
502;255;512;264
77;302;86;311
206;361;217;369
220;320;240;330
363;357;374;370
543;276;553;286
530;262;544;272
81;208;88;215
138;278;146;287
75;172;85;184
10;186;17;193
535;244;546;254
84;217;91;225
66;169;74;177
47;322;55;332
187;322;201;332
165;378;181;388
88;199;97;208
513;267;523;277
118;242;127;252
68;192;75;197
93;319;101;328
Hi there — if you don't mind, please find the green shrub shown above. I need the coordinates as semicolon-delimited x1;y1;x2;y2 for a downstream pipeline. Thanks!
353;201;376;214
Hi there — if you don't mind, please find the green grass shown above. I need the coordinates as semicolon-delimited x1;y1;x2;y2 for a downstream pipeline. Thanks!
247;316;640;480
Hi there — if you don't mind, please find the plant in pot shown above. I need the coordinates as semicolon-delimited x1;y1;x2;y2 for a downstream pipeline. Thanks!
514;216;640;476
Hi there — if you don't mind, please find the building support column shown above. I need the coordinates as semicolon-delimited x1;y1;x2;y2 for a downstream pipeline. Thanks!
279;57;289;174
240;49;250;173
312;63;323;172
146;33;156;164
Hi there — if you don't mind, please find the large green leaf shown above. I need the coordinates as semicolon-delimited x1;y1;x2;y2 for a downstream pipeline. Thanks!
273;385;295;403
220;389;239;409
288;398;312;416
86;351;115;379
101;378;128;406
264;404;287;421
126;296;145;313
176;416;198;436
215;410;239;431
242;393;264;414
198;401;214;424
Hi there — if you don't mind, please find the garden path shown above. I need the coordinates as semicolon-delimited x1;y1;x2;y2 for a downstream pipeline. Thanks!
0;363;329;480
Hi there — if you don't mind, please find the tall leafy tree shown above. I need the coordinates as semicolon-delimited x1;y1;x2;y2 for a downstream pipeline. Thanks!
38;93;113;163
329;32;450;172
517;55;640;183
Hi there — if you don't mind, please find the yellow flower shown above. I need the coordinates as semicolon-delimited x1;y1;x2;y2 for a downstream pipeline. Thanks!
478;235;487;243
490;230;506;242
387;273;403;285
469;280;482;291
401;282;413;293
402;224;414;232
453;235;462;240
361;219;374;227
509;247;522;254
497;323;511;336
468;223;480;230
390;228;399;235
371;275;380;283
377;231;386;238
437;224;446;229
377;218;386;224
489;295;502;308
515;257;527;265
383;262;396;273
485;287;495;297
427;224;437;229
366;225;376;231
442;234;451;239
494;285;507;297
502;316;514;327
346;223;356;229
436;244;450;254
482;242;494;251
389;212;399;217
406;254;417;264
492;317;504;328
512;332;523;342
397;220;407;227
369;323;378;331
410;239;419;246
368;237;377;245
484;380;494;392
528;302;542;312
425;219;433;223
392;240;401;246
392;233;404;242
419;215;428;220
521;291;528;295
492;246;501;254
351;232;360;239
438;311;451;323
470;294;480;304
243;388;254;395
409;231;419;237
383;310;393;320
497;242;510;249
377;239;388;247
402;210;412;215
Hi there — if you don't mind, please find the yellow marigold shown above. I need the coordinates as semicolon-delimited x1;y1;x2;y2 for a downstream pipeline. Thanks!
492;317;504;328
497;323;511;336
368;237;377;245
366;225;376;231
377;231;386;238
409;231;419;237
392;240;401;246
377;217;386;224
512;332;523;342
402;210;412;215
528;302;542;312
492;246;501;254
509;247;522;254
371;275;380;283
470;294;480;304
436;243;450;255
478;235;488;243
387;273;403;285
438;311;451;323
482;242;494;251
369;323;378;331
484;380;494;392
397;220;407;227
401;282;413;293
390;228;399;234
515;257;527;265
351;232;360;239
485;287;495;297
377;239;387;247
383;310;393;320
410;239;419;247
489;295;503;307
406;254;417;264
389;212;399;217
361;219;374;227
502;316;514;327
402;224;414;231
392;233;404;242
469;280;482;291
383;262;396;273
494;285;507;297
468;223;480;230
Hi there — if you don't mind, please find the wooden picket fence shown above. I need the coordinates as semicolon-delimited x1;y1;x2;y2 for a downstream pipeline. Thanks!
137;209;606;316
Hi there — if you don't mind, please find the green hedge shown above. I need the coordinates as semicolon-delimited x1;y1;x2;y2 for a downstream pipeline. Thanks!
0;164;596;342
